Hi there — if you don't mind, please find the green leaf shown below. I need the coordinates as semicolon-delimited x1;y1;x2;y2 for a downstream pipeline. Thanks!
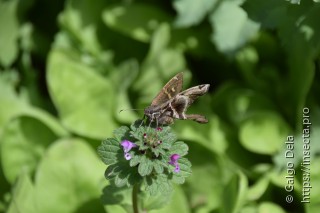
174;158;191;178
102;3;172;42
129;155;141;167
185;142;226;211
258;202;286;213
0;115;58;184
34;138;106;213
6;173;36;213
209;1;260;53
153;161;164;174
144;175;173;196
170;141;189;156
106;162;139;187
150;186;189;213
47;49;117;139
0;75;29;133
140;186;174;211
220;172;248;213
112;60;140;124
173;0;217;27
242;0;287;29
247;177;270;201
138;156;153;176
114;169;130;187
58;0;108;56
0;0;19;67
113;126;130;141
239;111;290;155
101;184;132;208
98;138;121;165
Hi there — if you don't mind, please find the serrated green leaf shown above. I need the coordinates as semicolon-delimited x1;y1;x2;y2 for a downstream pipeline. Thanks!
145;175;173;196
130;119;144;132
171;175;185;185
105;164;121;180
138;156;153;176
153;162;164;174
113;126;130;141
114;172;130;188
130;155;141;167
174;158;192;178
170;141;189;156
98;138;121;165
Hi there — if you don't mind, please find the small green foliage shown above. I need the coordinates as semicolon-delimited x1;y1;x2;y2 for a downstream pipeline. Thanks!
97;120;192;198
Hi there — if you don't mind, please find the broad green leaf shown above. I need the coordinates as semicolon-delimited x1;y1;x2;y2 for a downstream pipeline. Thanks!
102;3;171;42
220;172;248;213
226;89;276;125
247;177;270;201
34;138;105;213
174;0;217;27
239;205;258;213
47;49;117;139
239;111;290;155
6;173;36;213
0;0;19;67
258;202;286;213
0;115;58;184
209;1;260;53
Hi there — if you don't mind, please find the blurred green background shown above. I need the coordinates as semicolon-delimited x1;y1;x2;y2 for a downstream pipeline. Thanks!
0;0;319;212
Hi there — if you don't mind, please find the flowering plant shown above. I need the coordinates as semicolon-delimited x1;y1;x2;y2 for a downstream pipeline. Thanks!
97;120;191;212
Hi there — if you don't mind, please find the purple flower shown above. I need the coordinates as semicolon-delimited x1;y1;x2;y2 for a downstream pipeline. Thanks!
169;154;181;173
124;153;132;160
174;165;180;173
120;140;137;160
121;140;137;153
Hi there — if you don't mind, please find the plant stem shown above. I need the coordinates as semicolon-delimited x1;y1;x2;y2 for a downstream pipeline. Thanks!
132;183;139;213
